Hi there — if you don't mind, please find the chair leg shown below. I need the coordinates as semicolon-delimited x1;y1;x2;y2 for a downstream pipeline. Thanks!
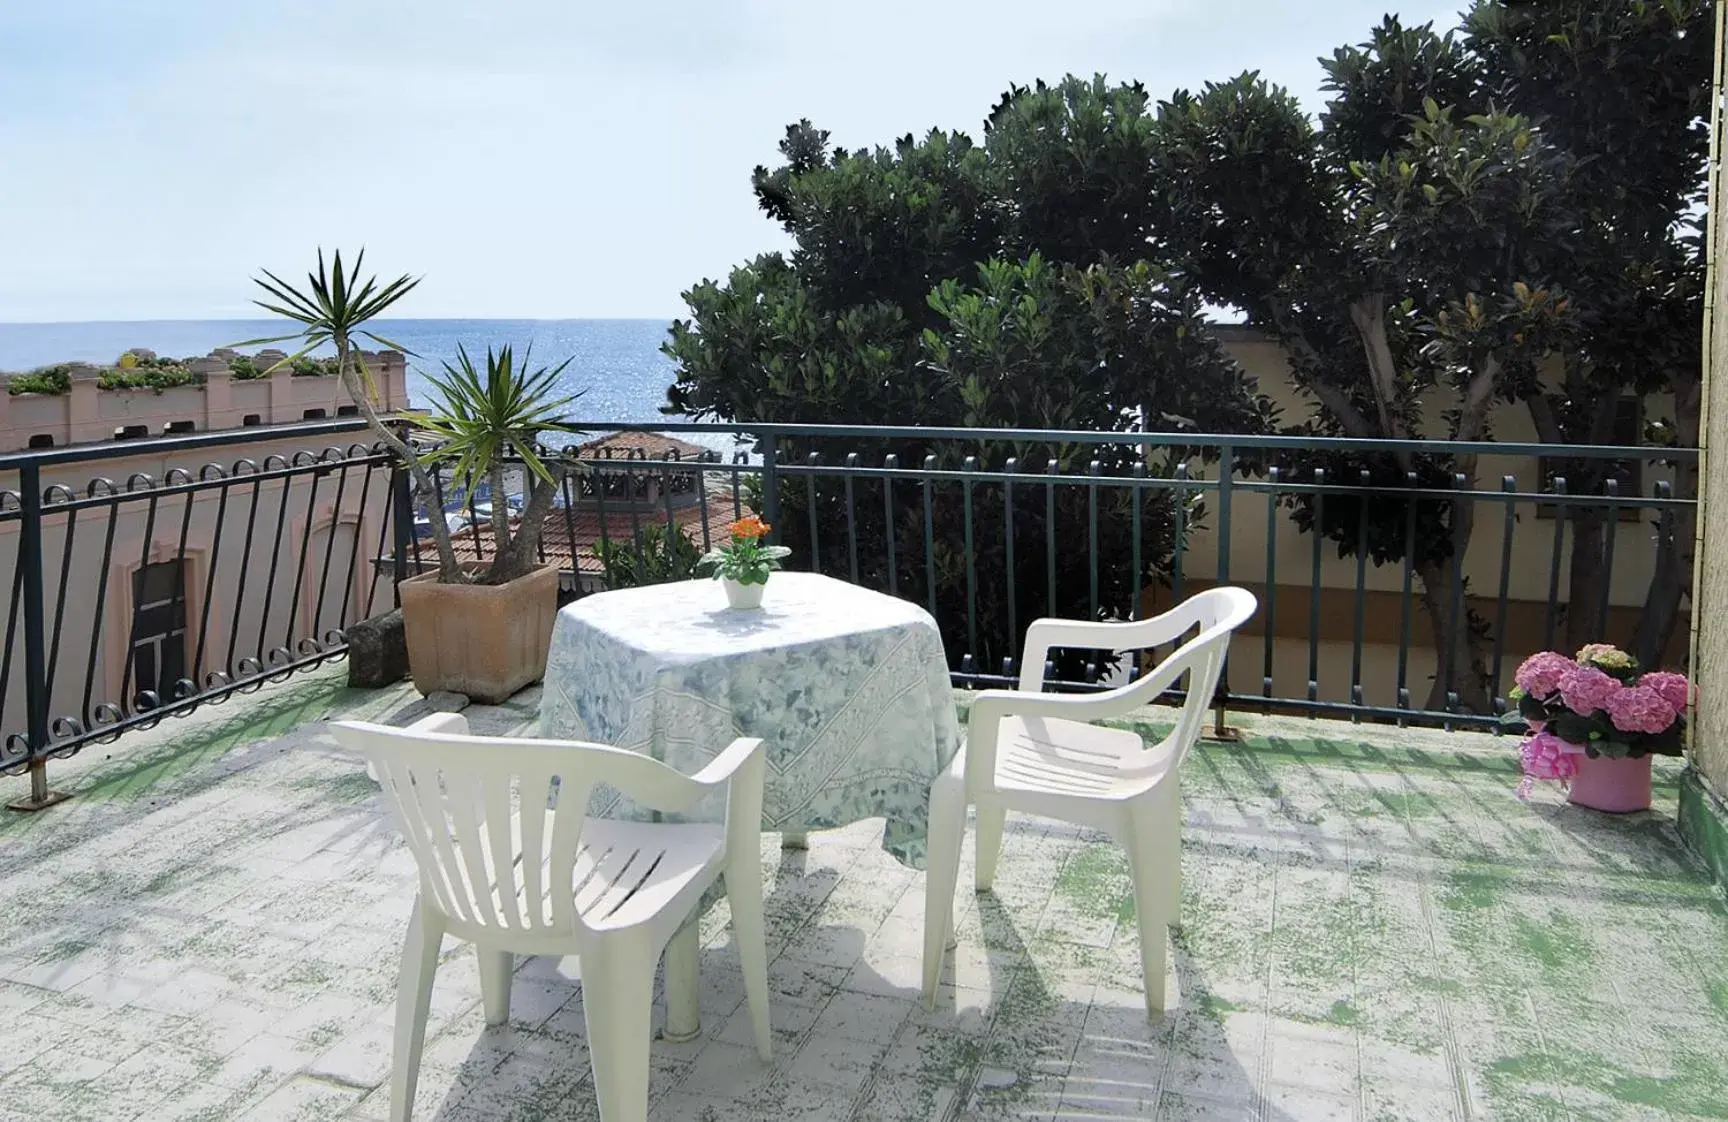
1164;815;1184;928
391;898;443;1122
921;768;966;1009
582;941;656;1122
726;852;773;1061
1123;817;1172;1019
974;805;1007;892
477;946;514;1027
662;922;701;1044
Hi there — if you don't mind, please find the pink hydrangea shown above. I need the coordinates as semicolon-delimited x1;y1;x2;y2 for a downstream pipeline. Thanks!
1605;685;1679;736
1639;670;1692;712
1514;651;1574;700
1557;664;1621;715
1517;730;1581;799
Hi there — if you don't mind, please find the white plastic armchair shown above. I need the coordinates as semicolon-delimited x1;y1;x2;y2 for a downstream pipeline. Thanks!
921;586;1257;1017
331;713;772;1122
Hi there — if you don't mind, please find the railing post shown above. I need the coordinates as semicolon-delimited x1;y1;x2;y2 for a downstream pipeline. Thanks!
1207;444;1240;742
10;463;68;811
391;456;414;591
760;432;781;544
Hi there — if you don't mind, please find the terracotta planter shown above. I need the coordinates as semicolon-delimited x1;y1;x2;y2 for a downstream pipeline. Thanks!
722;577;765;610
398;564;559;703
1568;752;1654;814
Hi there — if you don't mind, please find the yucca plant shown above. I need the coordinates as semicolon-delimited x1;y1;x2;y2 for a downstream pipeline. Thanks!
237;249;473;579
418;344;585;583
241;249;587;586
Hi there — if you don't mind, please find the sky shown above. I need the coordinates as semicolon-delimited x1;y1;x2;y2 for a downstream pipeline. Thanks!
0;1;1457;323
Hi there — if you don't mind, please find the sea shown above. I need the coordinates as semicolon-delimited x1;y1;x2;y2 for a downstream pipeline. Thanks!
0;317;696;431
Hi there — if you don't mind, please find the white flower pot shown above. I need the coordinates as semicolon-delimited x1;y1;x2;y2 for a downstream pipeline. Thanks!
722;577;765;610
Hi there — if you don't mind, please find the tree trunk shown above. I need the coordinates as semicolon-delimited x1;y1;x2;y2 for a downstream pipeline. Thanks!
1415;557;1492;714
339;342;464;583
488;464;509;561
1418;385;1496;715
495;472;568;583
1634;513;1691;669
1564;509;1608;651
1557;392;1624;655
1633;371;1701;668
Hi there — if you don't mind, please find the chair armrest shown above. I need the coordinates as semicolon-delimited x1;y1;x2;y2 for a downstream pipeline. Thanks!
969;688;1104;726
970;644;1196;750
690;737;765;789
1018;612;1202;691
698;739;767;861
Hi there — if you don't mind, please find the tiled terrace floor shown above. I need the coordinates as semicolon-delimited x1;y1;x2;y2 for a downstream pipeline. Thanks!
0;664;1725;1121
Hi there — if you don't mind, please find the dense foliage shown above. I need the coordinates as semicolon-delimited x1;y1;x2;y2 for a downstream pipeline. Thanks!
1149;2;1713;704
6;353;202;395
665;0;1714;702
666;78;1274;676
597;522;703;588
4;348;342;394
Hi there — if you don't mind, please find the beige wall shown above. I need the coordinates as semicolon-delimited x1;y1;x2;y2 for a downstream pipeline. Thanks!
0;434;395;744
1182;332;1685;714
1692;156;1728;795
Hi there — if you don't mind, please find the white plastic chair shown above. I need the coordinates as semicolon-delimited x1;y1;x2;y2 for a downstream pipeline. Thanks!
921;587;1257;1017
331;713;772;1122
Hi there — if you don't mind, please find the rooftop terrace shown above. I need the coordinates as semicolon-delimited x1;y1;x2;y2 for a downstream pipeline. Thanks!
0;666;1723;1121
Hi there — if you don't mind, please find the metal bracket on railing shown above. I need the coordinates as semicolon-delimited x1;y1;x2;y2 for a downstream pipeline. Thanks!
8;758;69;812
1202;700;1242;743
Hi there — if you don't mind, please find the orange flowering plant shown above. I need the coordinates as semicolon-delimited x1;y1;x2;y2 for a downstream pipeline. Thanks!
699;516;791;585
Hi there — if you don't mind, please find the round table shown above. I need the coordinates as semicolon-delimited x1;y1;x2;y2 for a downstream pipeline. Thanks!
538;571;961;867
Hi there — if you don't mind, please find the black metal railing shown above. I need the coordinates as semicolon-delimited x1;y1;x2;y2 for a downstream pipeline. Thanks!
440;422;1694;733
0;418;1698;805
0;419;397;806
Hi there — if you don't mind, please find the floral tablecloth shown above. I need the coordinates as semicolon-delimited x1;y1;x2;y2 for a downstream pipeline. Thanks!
539;572;960;866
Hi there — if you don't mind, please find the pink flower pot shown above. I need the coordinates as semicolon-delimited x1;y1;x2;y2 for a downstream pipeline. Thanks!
1567;753;1653;813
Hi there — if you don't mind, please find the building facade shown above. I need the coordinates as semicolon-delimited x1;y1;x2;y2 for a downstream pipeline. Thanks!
0;352;408;746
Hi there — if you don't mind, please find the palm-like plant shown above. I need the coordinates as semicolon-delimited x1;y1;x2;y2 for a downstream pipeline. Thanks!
419;344;585;583
237;249;474;579
239;249;584;585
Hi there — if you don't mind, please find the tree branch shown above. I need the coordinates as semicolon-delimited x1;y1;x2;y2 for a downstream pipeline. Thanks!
488;463;509;561
1455;353;1500;444
1526;390;1564;444
1347;295;1403;437
1303;378;1377;439
495;460;577;581
343;346;465;583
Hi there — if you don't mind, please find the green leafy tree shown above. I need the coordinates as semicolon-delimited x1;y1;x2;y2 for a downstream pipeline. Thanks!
1463;0;1714;664
1147;2;1712;705
1150;42;1576;711
666;79;1272;675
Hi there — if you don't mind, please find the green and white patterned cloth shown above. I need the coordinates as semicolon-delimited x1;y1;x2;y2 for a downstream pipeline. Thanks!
539;572;960;866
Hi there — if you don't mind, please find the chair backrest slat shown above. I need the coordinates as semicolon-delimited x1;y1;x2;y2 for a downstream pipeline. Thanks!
444;773;495;925
547;791;583;928
383;758;473;925
483;776;524;931
332;721;710;941
517;768;554;928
